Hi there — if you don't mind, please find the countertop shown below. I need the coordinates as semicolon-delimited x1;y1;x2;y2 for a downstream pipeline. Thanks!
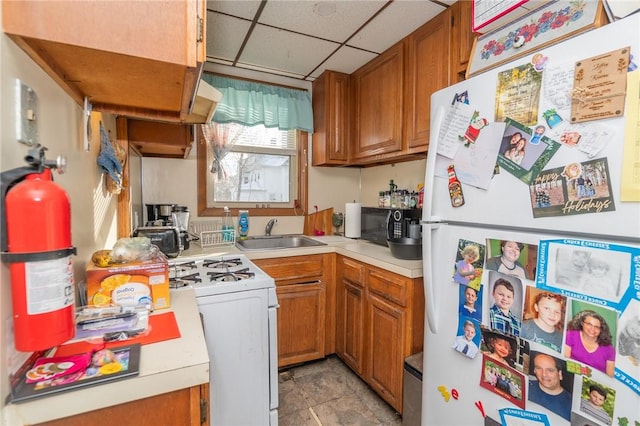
179;235;425;278
3;237;421;424
4;289;209;426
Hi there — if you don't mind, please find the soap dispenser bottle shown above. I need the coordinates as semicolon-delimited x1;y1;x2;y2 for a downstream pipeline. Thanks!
238;210;249;240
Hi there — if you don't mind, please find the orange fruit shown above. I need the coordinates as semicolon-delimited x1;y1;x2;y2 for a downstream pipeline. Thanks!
100;274;130;291
92;292;112;306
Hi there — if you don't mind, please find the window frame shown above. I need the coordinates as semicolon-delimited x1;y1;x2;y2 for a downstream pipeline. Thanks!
197;126;308;217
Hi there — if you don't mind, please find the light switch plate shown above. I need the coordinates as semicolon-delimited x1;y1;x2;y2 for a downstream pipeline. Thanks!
15;79;39;146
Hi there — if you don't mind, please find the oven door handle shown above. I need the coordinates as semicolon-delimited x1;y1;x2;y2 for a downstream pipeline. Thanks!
268;305;278;410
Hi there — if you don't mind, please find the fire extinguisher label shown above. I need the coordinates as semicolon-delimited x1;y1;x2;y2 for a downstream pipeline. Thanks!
25;255;75;314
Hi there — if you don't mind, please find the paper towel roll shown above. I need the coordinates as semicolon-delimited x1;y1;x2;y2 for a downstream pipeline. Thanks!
344;202;361;238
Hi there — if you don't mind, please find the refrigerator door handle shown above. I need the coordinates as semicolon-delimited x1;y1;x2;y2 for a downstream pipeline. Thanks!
423;223;439;333
423;105;445;222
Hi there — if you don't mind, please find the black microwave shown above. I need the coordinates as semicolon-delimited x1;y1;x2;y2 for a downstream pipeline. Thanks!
360;207;422;246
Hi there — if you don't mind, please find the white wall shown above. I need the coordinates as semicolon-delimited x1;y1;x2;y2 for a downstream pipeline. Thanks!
1;21;119;422
361;159;427;207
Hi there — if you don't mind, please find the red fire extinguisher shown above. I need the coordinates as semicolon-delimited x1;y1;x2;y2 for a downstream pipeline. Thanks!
1;145;76;351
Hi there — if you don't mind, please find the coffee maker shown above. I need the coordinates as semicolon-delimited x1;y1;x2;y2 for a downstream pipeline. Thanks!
145;204;176;226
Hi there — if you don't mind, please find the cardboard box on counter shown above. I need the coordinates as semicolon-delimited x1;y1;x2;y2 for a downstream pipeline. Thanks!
86;254;170;310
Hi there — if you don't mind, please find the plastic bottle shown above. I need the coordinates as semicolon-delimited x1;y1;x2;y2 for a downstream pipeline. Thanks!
238;210;249;240
410;191;418;208
222;206;233;242
447;165;465;207
417;183;424;209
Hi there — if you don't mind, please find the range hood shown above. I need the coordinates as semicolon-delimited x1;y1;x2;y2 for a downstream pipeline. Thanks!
183;79;222;124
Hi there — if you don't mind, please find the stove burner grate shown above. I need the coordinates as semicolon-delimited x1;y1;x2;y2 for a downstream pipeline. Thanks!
203;258;243;269
174;272;202;283
172;261;197;271
208;267;255;282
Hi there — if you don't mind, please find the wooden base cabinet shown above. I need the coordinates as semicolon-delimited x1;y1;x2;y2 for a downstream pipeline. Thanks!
336;257;366;374
275;281;326;366
254;254;335;367
35;384;209;426
336;255;424;413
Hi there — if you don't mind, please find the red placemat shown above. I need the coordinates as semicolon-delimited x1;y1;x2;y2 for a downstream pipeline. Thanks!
54;311;180;357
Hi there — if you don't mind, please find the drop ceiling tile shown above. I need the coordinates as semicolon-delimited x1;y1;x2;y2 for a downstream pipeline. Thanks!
206;13;252;63
239;24;340;77
311;46;378;78
207;0;261;20
258;1;386;42
348;0;446;52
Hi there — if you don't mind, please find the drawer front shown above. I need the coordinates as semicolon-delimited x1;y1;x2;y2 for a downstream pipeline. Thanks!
367;267;408;307
340;256;365;286
254;255;325;284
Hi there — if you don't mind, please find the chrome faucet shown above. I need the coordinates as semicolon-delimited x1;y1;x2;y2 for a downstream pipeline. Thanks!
265;218;277;236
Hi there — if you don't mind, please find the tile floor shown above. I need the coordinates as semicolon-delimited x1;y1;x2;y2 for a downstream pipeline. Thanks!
278;355;403;426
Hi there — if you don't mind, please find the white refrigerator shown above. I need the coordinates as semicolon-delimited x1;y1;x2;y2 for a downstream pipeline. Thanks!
421;12;640;426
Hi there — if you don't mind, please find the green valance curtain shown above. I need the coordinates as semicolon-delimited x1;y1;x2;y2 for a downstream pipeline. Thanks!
202;74;314;133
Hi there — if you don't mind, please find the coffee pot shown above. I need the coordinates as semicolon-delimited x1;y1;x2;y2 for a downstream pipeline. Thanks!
172;206;191;250
172;206;189;232
145;203;176;225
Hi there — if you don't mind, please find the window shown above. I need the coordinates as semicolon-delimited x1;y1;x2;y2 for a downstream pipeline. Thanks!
198;124;308;217
196;74;312;217
208;123;297;207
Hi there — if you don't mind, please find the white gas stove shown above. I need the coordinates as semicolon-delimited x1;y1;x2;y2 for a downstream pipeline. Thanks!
168;253;279;425
168;254;275;297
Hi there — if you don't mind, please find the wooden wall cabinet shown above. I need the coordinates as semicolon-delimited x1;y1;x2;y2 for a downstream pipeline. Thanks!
404;9;452;153
36;384;209;426
316;3;473;167
126;119;195;159
450;0;475;84
335;255;424;413
2;0;206;123
254;254;335;367
351;42;405;164
312;71;351;166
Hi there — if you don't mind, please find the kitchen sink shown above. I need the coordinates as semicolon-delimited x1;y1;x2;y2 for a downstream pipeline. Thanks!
235;235;327;251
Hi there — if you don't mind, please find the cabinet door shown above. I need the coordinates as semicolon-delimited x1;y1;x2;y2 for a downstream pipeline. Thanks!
276;282;326;367
336;257;366;374
337;279;365;375
312;71;350;166
366;292;406;413
2;0;205;122
254;255;329;367
404;9;451;152
450;0;475;83
352;42;404;160
36;385;209;426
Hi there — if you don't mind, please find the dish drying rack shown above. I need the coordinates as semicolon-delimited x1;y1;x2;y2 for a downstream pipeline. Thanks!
189;221;236;248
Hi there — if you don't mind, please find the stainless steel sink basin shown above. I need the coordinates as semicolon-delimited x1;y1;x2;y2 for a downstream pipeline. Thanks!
235;235;327;251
